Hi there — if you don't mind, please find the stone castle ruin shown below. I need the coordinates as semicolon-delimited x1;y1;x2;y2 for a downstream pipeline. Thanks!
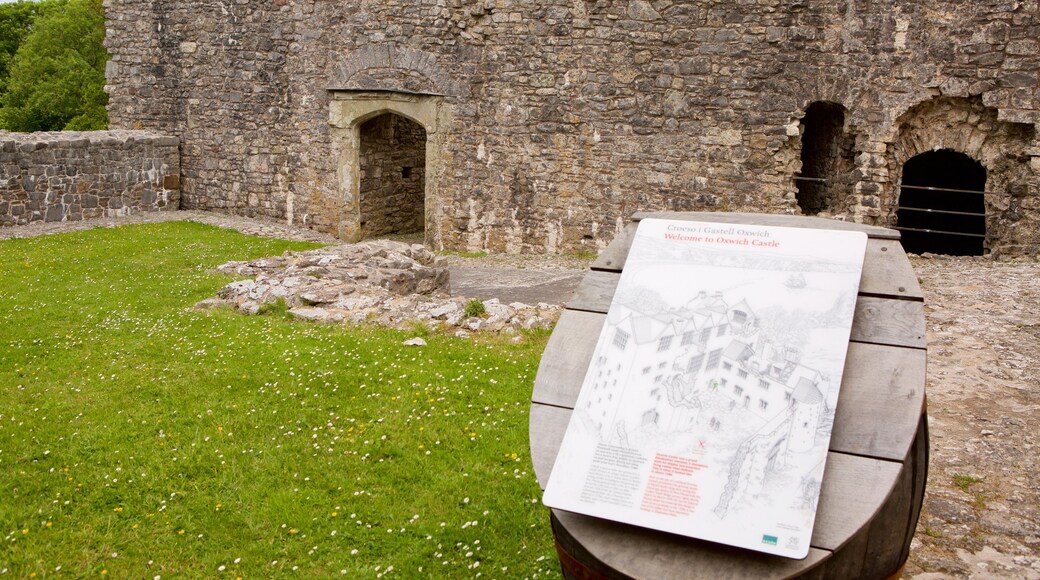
6;1;1040;257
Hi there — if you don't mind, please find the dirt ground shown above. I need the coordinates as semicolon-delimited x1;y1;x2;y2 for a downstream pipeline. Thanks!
904;255;1040;580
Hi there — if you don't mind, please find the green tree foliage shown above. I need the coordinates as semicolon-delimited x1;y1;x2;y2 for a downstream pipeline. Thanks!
0;0;59;94
0;0;109;132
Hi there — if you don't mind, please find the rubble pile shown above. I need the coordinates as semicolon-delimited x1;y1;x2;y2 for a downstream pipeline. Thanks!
195;240;560;334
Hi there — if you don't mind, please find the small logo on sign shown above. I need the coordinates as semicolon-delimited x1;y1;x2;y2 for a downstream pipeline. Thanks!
762;534;778;546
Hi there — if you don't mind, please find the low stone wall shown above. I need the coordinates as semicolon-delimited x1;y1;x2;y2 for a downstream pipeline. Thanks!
0;130;180;227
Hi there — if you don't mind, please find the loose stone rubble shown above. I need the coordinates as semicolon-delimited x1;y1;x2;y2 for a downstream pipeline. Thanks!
195;239;560;334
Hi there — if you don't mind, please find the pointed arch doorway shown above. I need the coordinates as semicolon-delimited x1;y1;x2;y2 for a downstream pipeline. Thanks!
895;150;987;256
328;90;449;245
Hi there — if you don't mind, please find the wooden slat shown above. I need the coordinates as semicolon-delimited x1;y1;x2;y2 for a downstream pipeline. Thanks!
631;212;901;240
901;418;929;565
530;313;598;409
849;296;925;348
591;221;638;271
531;405;903;558
859;239;923;300
552;510;832;579
831;343;926;461
567;270;924;349
529;403;570;488
811;452;902;551
799;526;871;580
532;310;605;408
862;444;916;575
565;269;618;313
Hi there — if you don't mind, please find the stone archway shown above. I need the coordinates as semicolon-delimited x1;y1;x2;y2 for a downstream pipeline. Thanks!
328;91;450;244
896;150;987;256
885;96;1035;256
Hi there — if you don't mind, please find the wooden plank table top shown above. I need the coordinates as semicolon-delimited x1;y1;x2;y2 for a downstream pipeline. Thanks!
529;212;928;579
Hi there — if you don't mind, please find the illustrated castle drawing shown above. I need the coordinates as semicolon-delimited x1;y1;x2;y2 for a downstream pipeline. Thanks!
543;219;867;556
581;290;834;518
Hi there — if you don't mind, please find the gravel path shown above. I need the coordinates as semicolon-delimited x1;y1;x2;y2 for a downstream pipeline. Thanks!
3;213;1039;578
906;255;1040;580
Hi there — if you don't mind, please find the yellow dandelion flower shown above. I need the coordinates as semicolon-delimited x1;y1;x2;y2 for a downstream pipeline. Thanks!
45;521;52;528
178;529;185;535
113;507;123;513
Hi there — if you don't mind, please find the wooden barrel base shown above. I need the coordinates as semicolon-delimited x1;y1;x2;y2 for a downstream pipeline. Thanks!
555;538;615;580
549;417;928;580
531;214;930;580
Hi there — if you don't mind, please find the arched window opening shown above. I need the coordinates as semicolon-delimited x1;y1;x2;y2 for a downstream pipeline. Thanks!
358;112;427;239
796;102;854;216
896;150;986;256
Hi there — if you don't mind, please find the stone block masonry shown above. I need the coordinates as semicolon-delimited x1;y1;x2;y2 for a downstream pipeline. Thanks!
103;0;1040;256
0;131;180;227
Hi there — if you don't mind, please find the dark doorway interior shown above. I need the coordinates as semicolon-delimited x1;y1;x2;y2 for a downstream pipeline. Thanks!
796;102;854;215
896;150;986;256
358;113;426;239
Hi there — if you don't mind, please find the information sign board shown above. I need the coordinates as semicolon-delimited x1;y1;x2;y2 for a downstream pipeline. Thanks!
542;218;868;559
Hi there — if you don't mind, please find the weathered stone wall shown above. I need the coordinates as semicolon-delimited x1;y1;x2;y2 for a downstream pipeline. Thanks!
0;131;180;227
103;0;1040;256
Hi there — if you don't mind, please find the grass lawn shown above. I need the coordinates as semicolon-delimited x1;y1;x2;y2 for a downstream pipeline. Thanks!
0;222;557;578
